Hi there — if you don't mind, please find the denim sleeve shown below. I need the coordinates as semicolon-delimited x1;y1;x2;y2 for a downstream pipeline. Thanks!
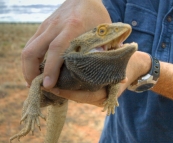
102;0;126;22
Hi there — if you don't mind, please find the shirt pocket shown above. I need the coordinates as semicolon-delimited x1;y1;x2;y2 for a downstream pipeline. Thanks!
123;3;157;54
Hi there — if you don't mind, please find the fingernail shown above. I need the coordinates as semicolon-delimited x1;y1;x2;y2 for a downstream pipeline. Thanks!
43;76;52;88
25;82;30;88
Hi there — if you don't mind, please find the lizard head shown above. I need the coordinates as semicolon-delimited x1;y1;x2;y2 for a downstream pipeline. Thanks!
63;23;138;85
64;22;136;54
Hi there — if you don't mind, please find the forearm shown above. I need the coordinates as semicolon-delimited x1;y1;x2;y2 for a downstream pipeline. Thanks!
117;51;151;96
152;62;173;99
121;51;173;99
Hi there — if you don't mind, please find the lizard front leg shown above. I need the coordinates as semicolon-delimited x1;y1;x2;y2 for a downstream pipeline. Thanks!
10;74;46;142
102;84;120;115
44;100;68;143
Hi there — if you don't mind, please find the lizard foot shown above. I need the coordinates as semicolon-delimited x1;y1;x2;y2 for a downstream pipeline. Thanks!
10;105;46;142
102;98;119;116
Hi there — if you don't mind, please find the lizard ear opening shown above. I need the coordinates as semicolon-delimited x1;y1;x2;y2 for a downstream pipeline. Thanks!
74;46;81;52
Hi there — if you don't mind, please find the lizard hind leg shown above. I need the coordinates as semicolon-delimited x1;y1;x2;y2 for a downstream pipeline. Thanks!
10;74;46;142
102;84;120;116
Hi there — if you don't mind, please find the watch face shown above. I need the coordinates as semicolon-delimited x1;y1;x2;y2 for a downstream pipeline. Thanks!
136;83;154;92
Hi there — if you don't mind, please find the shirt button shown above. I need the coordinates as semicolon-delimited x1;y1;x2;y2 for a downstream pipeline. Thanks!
161;42;166;48
131;21;137;26
167;16;172;22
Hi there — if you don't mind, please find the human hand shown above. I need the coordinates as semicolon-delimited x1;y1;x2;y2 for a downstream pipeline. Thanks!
46;51;151;107
43;78;128;107
22;0;111;89
117;51;152;95
41;74;128;108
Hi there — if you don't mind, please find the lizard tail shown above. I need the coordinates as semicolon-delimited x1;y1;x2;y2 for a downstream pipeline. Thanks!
44;101;68;143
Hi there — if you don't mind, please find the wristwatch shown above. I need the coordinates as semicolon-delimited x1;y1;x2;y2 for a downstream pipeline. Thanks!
128;55;160;93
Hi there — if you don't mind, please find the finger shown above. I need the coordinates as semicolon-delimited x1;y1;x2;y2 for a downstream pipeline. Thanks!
25;18;52;47
31;118;35;135
39;111;46;120
25;25;45;47
20;112;28;123
36;118;41;131
43;19;86;89
120;77;128;83
22;23;62;85
111;106;115;114
107;107;111;116
50;87;107;106
43;30;77;89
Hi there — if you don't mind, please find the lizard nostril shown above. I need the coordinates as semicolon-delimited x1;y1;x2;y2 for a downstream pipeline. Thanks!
115;27;119;32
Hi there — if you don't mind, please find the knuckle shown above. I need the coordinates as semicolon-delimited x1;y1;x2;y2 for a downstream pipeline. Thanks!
66;18;83;29
22;48;34;60
36;24;45;34
38;20;48;31
40;17;59;30
48;18;60;27
49;42;59;51
42;17;51;26
49;41;64;52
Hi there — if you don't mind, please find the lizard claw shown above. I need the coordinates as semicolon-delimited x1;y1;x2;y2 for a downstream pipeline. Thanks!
102;84;120;115
10;117;32;142
10;105;46;142
102;98;119;115
10;74;45;142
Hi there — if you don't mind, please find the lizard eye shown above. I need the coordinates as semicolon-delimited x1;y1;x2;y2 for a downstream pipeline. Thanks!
98;26;107;36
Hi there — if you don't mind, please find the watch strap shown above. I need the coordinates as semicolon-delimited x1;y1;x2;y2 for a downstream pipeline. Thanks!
149;55;160;81
127;54;160;92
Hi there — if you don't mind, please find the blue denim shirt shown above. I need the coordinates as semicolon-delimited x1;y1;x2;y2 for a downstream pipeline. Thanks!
100;1;173;143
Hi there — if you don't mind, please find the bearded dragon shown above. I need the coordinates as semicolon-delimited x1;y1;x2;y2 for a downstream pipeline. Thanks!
10;23;138;143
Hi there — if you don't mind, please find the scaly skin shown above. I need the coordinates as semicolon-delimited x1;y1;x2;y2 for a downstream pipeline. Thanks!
10;74;46;141
44;101;68;143
10;23;138;143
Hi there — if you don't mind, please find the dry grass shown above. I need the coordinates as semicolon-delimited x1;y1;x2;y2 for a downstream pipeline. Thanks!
0;23;39;85
0;23;38;57
0;24;105;143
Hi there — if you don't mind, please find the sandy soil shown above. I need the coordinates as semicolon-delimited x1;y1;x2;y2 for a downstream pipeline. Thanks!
0;24;106;143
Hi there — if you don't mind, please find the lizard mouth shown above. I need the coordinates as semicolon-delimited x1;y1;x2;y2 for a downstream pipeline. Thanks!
89;43;136;53
89;43;124;53
89;30;133;53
